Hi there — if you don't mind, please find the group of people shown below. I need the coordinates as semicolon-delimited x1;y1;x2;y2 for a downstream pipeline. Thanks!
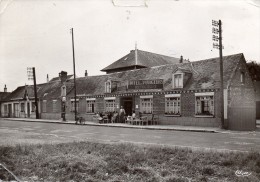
95;106;136;123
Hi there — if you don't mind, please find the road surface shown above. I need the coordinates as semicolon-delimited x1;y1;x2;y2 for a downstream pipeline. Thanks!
0;119;259;152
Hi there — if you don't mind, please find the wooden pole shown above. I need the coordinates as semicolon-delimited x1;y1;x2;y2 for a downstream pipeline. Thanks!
71;28;77;121
218;20;225;129
33;67;39;119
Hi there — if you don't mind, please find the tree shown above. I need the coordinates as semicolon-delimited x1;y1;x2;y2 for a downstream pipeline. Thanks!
246;61;260;81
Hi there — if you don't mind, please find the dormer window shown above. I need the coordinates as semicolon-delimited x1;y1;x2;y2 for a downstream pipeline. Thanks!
173;73;183;88
105;80;111;93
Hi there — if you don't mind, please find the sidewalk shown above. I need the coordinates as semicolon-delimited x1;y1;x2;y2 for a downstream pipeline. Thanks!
3;118;220;133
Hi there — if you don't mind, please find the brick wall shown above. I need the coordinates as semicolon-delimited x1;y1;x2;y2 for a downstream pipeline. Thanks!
39;91;222;128
228;59;256;130
153;92;220;127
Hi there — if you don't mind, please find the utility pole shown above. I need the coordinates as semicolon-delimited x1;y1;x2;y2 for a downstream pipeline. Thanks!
71;28;77;121
32;67;39;119
27;67;39;119
212;20;224;129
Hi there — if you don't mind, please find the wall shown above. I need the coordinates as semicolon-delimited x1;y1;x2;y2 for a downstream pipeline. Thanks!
151;93;220;127
228;59;256;130
32;91;222;128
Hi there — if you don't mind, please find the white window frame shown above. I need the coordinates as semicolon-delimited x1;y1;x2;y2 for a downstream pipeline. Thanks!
195;92;214;116
105;99;116;112
165;94;181;115
140;95;153;114
173;72;184;89
105;80;111;93
86;98;96;113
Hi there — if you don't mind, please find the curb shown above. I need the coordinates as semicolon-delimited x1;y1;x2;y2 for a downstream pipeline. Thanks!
3;118;218;133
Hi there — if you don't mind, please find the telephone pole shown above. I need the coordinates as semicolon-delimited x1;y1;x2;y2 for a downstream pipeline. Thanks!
71;28;77;121
212;20;224;129
32;67;40;119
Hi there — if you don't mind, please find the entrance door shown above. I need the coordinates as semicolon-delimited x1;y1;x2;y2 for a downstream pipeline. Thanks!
27;102;30;118
14;103;19;117
8;104;12;118
8;104;12;117
123;100;133;116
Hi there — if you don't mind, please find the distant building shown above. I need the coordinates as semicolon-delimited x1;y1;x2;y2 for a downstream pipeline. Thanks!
0;50;256;131
0;85;11;117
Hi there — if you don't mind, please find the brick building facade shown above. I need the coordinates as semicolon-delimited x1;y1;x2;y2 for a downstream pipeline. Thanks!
1;50;256;130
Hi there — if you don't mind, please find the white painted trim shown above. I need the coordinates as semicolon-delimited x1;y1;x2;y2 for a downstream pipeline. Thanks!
172;73;184;89
195;92;214;96
52;100;57;102
70;99;79;101
104;97;116;100
86;98;96;101
165;94;181;98
140;95;153;99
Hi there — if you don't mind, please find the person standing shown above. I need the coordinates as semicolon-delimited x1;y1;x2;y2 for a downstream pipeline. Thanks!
119;106;126;123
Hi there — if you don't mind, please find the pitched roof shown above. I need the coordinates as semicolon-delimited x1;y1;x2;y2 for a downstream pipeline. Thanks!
101;49;182;72
0;92;10;101
66;53;243;97
4;53;244;101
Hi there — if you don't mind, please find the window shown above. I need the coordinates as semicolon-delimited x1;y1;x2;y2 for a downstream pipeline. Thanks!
42;100;47;113
195;93;214;116
105;81;111;93
140;96;153;114
165;95;181;115
173;73;183;88
241;72;245;83
105;99;116;112
21;103;25;112
53;100;57;113
86;100;95;113
71;100;79;112
31;102;36;112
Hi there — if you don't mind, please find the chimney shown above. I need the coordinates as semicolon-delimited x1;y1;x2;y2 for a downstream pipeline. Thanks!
179;55;183;63
4;84;7;92
85;70;88;77
59;71;68;84
47;74;49;82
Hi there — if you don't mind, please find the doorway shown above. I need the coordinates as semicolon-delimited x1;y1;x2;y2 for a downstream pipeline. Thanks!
27;102;30;118
14;103;19;117
8;104;12;117
121;97;133;116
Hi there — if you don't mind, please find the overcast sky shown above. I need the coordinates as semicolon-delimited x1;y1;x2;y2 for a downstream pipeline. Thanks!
0;0;259;92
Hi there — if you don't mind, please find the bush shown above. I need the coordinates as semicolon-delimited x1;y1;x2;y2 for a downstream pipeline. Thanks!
202;166;214;175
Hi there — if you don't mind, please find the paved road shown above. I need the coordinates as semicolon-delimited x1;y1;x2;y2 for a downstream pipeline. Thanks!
0;119;259;152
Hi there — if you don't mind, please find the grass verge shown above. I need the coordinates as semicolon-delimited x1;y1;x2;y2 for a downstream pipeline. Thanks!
0;141;259;182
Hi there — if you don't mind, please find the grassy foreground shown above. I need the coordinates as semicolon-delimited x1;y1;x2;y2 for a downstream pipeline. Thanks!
0;142;259;182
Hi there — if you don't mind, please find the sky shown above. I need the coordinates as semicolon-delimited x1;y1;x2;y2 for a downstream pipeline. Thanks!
0;0;259;92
